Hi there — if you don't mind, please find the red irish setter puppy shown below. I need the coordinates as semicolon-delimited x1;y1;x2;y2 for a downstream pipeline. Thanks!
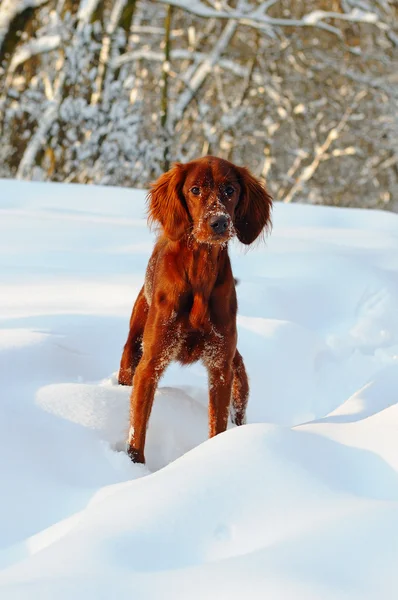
119;156;272;463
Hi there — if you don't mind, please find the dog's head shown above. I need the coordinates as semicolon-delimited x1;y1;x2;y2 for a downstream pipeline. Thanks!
148;156;272;245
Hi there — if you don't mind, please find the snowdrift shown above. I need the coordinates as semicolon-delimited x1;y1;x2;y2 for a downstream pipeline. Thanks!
1;179;398;599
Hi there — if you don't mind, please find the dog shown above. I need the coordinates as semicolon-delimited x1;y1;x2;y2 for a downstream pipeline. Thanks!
119;156;272;463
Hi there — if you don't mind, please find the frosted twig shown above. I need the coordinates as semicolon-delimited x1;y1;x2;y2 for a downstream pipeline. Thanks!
154;1;385;40
170;18;237;128
0;0;49;50
7;35;60;75
16;73;65;180
91;0;127;105
283;91;367;204
77;0;101;29
115;48;255;80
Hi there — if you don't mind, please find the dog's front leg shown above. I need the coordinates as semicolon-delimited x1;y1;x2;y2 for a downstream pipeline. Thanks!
207;361;233;438
205;333;235;438
127;312;177;464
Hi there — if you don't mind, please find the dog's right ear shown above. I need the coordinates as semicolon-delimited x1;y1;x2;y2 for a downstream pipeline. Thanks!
147;163;190;241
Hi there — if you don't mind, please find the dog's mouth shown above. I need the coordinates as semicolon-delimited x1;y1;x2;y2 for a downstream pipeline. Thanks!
209;229;234;244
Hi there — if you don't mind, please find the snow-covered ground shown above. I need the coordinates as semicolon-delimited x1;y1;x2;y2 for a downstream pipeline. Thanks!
1;178;398;599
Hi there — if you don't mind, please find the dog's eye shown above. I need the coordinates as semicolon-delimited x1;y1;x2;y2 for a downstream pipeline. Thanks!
190;187;200;196
225;186;235;196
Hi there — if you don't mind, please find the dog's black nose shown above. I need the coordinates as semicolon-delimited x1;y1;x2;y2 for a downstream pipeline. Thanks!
210;215;229;234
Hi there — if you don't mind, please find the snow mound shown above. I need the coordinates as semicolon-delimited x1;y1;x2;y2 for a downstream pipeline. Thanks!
1;178;398;599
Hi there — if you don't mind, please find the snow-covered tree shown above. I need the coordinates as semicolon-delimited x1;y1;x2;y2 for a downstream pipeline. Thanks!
0;0;397;211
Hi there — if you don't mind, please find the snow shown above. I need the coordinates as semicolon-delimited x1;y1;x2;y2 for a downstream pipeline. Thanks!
1;177;398;599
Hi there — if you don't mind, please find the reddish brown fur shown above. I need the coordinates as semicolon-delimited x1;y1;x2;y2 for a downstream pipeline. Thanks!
119;156;272;463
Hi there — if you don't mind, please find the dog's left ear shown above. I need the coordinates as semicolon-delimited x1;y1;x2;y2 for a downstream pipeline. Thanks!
234;166;272;245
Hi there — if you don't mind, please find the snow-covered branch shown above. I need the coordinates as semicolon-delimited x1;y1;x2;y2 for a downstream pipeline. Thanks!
16;73;65;180
77;0;101;29
283;92;367;204
91;0;128;105
154;0;386;39
169;18;237;127
8;35;61;74
114;48;257;80
0;0;49;50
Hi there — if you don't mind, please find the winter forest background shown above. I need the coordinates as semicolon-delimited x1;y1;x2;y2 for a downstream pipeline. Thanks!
0;0;397;211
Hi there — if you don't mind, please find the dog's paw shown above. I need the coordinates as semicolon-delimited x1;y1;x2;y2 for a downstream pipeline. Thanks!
127;444;145;464
118;368;133;386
